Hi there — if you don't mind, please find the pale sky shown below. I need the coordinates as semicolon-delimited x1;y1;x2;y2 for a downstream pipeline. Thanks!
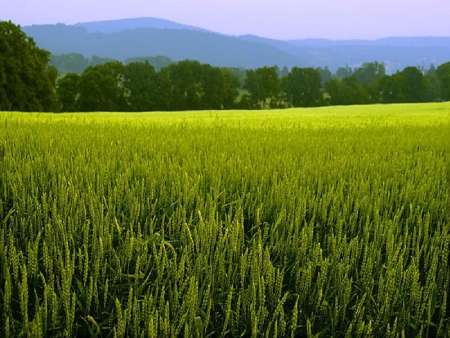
2;0;450;39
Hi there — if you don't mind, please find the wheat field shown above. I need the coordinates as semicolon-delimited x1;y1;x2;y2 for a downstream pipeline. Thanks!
0;103;449;337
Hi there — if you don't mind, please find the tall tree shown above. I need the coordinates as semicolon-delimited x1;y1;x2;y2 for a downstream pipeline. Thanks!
244;67;281;108
378;75;400;103
352;62;386;102
78;62;126;111
436;62;450;101
124;62;159;111
318;67;332;85
202;65;239;109
57;73;81;112
0;21;57;111
284;67;322;107
161;60;205;110
221;68;240;108
423;66;441;102
397;67;427;102
325;78;369;105
156;70;173;111
202;64;227;109
352;62;386;86
335;66;353;79
161;60;239;110
380;67;427;103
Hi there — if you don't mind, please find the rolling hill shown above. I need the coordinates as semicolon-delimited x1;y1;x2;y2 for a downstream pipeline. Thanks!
74;17;207;33
23;17;450;71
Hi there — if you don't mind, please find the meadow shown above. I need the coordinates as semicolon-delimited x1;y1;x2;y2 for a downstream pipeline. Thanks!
0;103;449;337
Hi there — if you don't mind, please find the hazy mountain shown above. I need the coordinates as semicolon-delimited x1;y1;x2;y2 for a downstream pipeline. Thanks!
23;18;450;71
239;35;450;72
75;17;207;33
23;24;299;68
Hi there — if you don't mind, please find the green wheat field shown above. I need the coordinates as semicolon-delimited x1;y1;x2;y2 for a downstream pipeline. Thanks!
0;103;449;337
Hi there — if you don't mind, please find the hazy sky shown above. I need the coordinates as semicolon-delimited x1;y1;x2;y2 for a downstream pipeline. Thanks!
2;0;450;39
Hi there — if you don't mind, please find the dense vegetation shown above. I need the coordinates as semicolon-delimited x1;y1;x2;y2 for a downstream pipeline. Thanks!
51;53;173;74
0;104;449;337
2;21;450;112
55;60;450;111
0;21;58;112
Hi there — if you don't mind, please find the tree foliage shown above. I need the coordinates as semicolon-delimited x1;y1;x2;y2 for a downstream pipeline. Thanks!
436;62;450;100
379;67;427;103
78;62;127;112
284;67;322;107
244;67;281;108
57;73;81;112
58;60;240;112
124;62;159;111
3;20;450;112
0;21;57;111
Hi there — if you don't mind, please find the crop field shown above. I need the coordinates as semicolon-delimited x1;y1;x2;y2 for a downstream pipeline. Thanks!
0;103;449;337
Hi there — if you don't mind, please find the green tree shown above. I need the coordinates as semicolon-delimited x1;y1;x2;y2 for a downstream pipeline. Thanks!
380;67;427;103
202;65;239;109
424;66;441;102
436;62;450;100
221;68;240;108
397;67;427;102
202;64;227;109
352;62;386;102
161;60;239;110
244;67;281;108
78;62;126;111
378;75;400;103
325;78;369;105
124;62;159;111
161;60;205;110
318;67;332;85
156;70;172;110
335;66;353;79
352;62;386;86
57;73;81;112
284;67;322;107
0;21;57;111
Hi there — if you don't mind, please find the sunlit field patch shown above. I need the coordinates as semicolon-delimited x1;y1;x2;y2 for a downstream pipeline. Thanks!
0;103;449;337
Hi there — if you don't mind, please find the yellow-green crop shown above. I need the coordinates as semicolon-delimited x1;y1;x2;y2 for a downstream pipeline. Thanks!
0;103;449;337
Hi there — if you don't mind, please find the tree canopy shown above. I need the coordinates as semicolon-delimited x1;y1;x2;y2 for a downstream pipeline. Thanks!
284;67;322;107
0;21;57;111
436;62;450;100
244;67;281;108
3;22;450;112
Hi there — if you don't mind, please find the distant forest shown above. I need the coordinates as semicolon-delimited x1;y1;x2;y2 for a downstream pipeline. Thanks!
51;54;174;74
2;21;450;112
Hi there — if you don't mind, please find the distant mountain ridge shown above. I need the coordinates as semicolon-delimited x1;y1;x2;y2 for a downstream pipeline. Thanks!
22;17;450;71
75;17;208;33
287;37;450;47
23;23;299;69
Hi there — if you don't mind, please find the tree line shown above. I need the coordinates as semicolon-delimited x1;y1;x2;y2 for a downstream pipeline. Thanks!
57;60;450;112
2;21;450;112
51;53;173;74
